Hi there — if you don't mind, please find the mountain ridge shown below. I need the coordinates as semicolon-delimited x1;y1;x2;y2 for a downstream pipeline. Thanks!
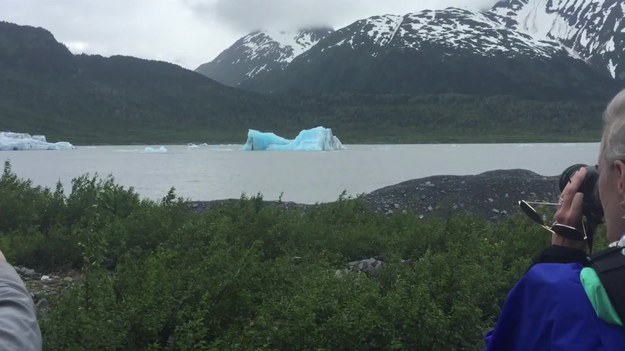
195;28;333;87
233;7;618;100
196;3;623;96
0;21;77;76
0;21;310;143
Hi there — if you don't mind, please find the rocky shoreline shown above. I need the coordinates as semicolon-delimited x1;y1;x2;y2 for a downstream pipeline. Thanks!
189;169;562;220
363;169;560;220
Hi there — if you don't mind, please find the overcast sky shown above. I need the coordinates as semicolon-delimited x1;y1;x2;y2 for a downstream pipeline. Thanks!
1;0;499;70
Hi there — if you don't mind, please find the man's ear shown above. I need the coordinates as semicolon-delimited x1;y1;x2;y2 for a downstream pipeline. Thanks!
615;160;625;195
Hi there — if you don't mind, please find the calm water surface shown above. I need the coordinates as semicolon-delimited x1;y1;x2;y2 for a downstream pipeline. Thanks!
1;144;600;204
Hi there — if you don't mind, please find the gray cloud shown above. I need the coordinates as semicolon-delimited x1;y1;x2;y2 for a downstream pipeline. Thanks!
207;0;367;31
0;0;240;69
0;0;500;69
193;0;501;32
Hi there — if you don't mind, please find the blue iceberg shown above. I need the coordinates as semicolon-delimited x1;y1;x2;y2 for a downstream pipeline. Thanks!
241;127;345;151
0;132;74;151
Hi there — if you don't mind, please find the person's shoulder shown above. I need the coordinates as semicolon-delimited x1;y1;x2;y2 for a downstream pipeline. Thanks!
526;262;583;283
521;263;584;295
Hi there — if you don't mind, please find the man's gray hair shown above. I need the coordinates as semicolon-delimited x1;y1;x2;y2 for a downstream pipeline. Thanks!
602;90;625;162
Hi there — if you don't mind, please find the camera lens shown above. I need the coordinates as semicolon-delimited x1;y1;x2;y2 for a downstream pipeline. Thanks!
558;164;603;224
558;164;587;193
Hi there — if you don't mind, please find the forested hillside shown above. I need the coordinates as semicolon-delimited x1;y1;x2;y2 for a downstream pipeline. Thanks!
0;22;613;143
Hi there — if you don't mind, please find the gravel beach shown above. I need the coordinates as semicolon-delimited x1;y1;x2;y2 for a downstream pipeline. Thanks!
189;169;562;220
363;169;560;219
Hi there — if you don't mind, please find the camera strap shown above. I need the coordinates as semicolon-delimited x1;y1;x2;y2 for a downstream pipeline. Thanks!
590;246;625;323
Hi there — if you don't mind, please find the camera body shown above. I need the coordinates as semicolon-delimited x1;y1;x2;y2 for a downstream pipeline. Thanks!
558;164;604;224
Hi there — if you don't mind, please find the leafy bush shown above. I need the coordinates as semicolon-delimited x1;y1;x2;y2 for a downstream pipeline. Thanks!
0;161;192;270
0;163;551;350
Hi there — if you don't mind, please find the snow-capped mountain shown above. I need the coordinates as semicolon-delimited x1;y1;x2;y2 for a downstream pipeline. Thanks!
197;5;620;99
492;0;625;80
195;28;333;87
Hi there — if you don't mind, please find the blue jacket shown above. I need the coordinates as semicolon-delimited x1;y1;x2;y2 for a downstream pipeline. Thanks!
485;263;625;351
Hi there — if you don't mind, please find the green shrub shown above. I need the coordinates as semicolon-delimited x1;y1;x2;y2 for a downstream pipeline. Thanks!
0;164;552;350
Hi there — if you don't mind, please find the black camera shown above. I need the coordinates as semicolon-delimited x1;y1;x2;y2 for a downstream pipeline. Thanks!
558;164;604;225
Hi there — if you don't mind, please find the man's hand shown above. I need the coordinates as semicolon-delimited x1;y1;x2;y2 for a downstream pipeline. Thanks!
552;167;587;251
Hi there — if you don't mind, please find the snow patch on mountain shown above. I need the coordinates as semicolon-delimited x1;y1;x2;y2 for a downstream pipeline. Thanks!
323;15;403;50
608;60;617;78
262;30;318;62
243;30;331;65
239;32;285;63
365;15;403;47
507;0;571;39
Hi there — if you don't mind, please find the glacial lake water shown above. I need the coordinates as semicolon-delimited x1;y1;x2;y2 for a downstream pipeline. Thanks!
1;143;600;204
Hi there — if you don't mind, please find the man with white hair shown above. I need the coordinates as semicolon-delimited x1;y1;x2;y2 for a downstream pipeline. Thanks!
485;90;625;350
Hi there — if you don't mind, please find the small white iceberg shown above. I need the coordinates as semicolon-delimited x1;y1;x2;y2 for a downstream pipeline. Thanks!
241;126;345;151
187;143;210;149
143;146;168;153
0;132;74;151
